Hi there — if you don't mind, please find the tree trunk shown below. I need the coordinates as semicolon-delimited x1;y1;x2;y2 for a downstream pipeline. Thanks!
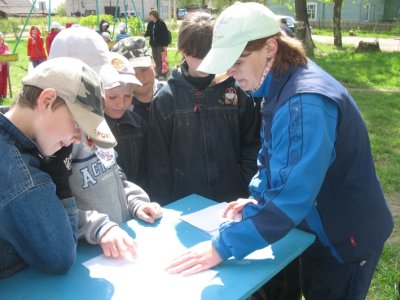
295;0;314;57
333;0;343;47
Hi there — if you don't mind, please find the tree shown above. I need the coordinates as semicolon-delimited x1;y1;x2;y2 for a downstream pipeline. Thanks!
333;0;343;47
56;2;67;17
294;0;314;57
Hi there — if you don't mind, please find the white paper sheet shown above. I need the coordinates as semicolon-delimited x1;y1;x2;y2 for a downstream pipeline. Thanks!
82;208;219;300
180;202;233;235
180;203;275;260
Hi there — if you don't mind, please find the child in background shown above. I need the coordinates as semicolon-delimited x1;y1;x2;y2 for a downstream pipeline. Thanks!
46;22;64;55
115;22;130;42
27;25;47;68
49;26;162;259
0;32;10;99
101;32;114;50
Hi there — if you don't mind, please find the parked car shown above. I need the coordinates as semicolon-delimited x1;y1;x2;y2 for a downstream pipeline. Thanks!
278;15;296;32
177;8;187;20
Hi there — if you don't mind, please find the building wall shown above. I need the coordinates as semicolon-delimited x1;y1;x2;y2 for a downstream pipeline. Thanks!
66;0;171;21
267;0;387;22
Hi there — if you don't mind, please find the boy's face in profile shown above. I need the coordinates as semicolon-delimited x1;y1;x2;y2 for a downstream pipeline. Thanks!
34;100;82;156
104;84;134;119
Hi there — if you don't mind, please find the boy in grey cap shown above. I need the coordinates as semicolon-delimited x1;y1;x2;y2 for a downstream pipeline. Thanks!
0;57;113;278
112;36;166;122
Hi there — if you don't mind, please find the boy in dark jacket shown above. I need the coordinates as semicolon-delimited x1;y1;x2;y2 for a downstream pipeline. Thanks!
146;12;260;205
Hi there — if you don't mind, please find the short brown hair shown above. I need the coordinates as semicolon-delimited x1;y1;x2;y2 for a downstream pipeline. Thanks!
244;34;307;75
177;12;214;59
14;85;65;110
149;9;159;20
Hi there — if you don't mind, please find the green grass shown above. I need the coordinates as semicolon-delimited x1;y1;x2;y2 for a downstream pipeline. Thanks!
312;28;398;39
313;49;400;300
1;32;399;300
313;42;400;89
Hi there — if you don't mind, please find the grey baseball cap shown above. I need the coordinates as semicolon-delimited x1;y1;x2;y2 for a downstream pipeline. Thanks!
112;36;152;68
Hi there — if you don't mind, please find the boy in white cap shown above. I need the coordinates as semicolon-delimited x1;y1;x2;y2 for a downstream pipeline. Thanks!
166;3;393;300
49;26;162;259
46;21;64;54
0;57;114;278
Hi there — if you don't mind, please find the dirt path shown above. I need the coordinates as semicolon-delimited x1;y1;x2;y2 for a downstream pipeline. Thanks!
312;35;400;52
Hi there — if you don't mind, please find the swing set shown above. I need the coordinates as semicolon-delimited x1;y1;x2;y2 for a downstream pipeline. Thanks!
0;0;146;98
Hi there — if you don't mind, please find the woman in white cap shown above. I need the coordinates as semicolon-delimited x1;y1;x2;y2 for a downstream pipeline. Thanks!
165;2;393;300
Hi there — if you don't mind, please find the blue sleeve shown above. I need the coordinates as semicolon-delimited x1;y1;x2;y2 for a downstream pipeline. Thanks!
212;94;339;260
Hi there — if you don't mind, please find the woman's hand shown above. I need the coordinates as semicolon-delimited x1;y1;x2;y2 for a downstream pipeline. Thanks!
165;241;223;276
223;198;258;220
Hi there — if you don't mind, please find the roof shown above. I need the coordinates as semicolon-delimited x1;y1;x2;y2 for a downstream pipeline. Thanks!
0;0;48;17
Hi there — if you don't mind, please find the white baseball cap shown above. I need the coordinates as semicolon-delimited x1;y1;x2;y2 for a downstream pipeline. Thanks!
50;21;64;30
49;26;131;93
22;57;117;149
104;52;142;89
197;2;281;74
118;22;126;31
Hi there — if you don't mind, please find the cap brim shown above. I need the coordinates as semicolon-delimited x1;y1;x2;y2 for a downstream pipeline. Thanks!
131;56;152;68
94;63;121;88
65;101;117;149
120;74;142;86
197;43;247;75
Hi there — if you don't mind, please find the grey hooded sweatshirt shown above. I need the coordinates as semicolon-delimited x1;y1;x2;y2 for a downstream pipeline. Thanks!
69;138;149;244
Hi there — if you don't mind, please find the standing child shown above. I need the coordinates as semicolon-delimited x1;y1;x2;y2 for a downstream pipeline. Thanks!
0;32;10;99
111;36;167;185
0;57;113;278
146;12;260;205
49;27;163;259
46;22;63;55
27;25;47;68
112;36;166;122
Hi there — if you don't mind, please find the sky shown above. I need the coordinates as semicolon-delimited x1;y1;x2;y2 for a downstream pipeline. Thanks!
36;0;64;9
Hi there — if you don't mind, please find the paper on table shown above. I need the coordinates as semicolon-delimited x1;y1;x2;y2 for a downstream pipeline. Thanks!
180;202;233;235
82;208;220;299
180;202;275;260
82;255;218;300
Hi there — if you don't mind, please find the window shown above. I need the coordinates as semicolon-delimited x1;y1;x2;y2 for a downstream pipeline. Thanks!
364;3;370;21
307;3;317;21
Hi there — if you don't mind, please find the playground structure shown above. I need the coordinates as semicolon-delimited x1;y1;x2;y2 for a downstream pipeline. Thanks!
12;0;146;54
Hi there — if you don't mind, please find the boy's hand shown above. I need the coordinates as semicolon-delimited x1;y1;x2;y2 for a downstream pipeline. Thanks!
99;226;138;260
39;145;73;199
136;202;163;223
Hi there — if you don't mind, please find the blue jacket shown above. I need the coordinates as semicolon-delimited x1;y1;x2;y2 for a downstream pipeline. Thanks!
146;68;261;205
0;113;78;278
212;59;393;263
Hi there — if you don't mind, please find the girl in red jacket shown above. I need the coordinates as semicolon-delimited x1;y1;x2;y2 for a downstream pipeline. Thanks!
0;32;10;99
27;25;47;68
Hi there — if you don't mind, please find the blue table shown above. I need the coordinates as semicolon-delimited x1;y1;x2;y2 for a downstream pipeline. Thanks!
0;194;315;300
